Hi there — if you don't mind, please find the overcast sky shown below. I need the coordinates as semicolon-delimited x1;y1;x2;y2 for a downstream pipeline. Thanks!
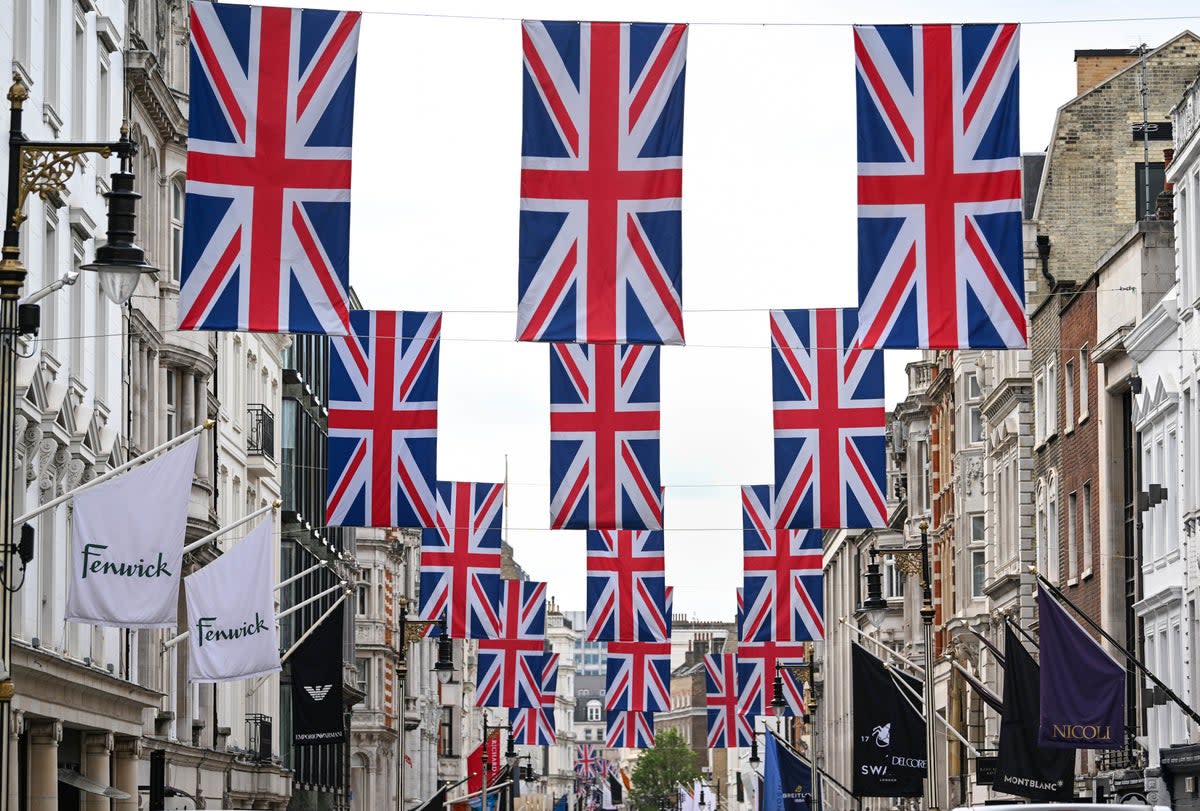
328;0;1200;619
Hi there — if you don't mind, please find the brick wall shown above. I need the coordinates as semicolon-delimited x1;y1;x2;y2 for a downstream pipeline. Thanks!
1058;281;1103;635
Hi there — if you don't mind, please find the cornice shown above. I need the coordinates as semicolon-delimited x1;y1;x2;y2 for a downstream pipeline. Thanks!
126;49;188;145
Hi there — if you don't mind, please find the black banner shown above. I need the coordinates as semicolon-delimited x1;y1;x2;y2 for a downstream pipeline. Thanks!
851;642;926;798
291;603;346;745
993;626;1073;801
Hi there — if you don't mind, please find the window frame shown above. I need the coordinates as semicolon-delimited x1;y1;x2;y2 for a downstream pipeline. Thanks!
1078;346;1090;422
1064;359;1076;427
1067;490;1079;582
1082;481;1093;579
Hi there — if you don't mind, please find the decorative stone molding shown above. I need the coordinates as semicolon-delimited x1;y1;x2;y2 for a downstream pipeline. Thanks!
9;711;24;740
29;720;63;746
84;732;115;755
114;737;143;760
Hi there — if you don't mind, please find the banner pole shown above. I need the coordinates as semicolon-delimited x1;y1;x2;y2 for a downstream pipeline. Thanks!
245;593;348;699
162;581;346;652
182;500;280;554
14;419;214;526
881;663;980;757
1034;571;1200;727
838;617;925;676
273;560;328;592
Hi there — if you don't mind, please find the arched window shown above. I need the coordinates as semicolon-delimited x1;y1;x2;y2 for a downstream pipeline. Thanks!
586;699;601;722
170;176;185;282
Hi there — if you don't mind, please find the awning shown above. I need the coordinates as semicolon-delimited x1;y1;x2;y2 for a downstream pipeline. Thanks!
58;768;131;799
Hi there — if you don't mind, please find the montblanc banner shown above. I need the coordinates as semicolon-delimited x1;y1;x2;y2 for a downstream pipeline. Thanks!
185;516;280;683
850;642;925;797
291;602;345;745
763;733;813;811
993;625;1074;800
1037;588;1125;749
66;436;200;629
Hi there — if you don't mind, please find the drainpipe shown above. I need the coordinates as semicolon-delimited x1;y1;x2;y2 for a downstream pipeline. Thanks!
1036;234;1054;290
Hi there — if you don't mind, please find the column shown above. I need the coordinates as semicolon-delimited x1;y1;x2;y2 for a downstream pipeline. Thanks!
129;341;141;449
83;733;114;811
181;371;195;433
6;712;22;811
194;376;208;479
112;738;141;811
27;721;61;811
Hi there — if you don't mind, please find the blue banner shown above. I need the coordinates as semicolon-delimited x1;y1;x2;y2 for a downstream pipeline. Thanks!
763;734;813;811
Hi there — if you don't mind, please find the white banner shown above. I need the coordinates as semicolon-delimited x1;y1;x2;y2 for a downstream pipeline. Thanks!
185;515;280;683
66;436;200;628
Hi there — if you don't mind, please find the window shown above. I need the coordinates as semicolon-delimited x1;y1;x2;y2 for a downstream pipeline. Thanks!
914;440;930;513
72;14;86;139
170;177;185;282
964;372;983;444
965;372;982;400
166;370;182;439
1078;347;1089;421
1047;473;1060;585
1034;372;1046;443
883;555;905;598
1046;362;1058;438
971;513;985;544
1082;483;1093;577
1064;360;1076;426
1135;162;1166;221
44;0;61;112
14;0;30;67
971;550;986;598
438;707;455;757
42;212;58;339
1067;492;1078;580
356;581;369;616
586;700;601;722
1167;428;1179;554
97;59;110;140
356;657;370;696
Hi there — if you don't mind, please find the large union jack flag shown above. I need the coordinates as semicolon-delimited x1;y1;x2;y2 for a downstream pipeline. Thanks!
518;21;687;346
416;482;503;639
476;580;548;708
736;640;808;717
854;23;1025;350
575;744;602;779
605;641;670;712
586;530;669;641
705;653;753;748
772;309;886;529
741;485;825;642
327;310;440;529
606;711;655;749
510;652;559;745
550;343;661;529
182;2;358;335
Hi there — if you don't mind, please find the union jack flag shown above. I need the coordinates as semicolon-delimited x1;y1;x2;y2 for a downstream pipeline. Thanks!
417;482;503;639
772;309;886;529
705;653;753;748
510;652;559;745
518;21;687;346
741;485;825;642
605;641;670;712
586;530;669;641
182;2;358;335
606;711;655;749
327;310;440;528
854;23;1025;349
736;587;745;640
550;343;661;529
575;744;602;779
736;640;807;717
476;580;547;708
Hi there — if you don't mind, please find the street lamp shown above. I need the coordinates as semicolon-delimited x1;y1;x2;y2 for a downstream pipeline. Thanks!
0;72;153;811
861;545;889;628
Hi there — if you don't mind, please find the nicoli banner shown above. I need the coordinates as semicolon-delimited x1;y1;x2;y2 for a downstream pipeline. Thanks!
185;516;280;683
66;436;200;628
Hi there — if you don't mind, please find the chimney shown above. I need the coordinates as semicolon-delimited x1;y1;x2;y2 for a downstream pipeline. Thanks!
1073;49;1140;95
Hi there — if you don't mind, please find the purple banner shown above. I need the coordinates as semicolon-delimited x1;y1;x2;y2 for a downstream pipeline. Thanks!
1037;589;1125;749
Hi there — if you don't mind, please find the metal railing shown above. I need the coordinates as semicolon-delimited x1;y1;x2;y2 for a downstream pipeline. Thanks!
245;713;272;761
247;403;275;461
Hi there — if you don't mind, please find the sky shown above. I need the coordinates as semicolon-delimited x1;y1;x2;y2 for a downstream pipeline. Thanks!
327;0;1200;619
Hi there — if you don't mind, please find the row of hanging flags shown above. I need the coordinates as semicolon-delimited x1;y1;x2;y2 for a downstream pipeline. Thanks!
176;0;1025;744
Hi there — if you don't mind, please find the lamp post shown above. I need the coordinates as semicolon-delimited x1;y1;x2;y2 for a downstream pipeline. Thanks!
917;520;939;811
0;73;154;811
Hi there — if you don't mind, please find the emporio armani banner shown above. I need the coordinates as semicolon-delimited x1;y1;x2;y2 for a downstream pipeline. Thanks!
993;625;1074;801
850;642;925;798
66;436;200;629
1037;588;1125;749
291;602;346;745
185;516;280;683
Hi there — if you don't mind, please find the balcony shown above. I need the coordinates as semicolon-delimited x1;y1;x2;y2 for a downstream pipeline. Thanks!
246;404;275;476
245;713;272;762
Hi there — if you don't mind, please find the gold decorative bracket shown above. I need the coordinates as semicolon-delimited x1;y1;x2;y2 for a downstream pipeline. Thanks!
10;144;113;230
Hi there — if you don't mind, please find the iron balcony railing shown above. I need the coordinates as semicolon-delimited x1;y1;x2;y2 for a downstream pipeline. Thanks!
247;403;275;462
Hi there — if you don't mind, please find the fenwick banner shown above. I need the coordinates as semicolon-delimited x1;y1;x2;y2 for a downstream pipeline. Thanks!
66;436;200;628
291;602;345;745
185;516;281;682
993;626;1074;801
850;642;925;797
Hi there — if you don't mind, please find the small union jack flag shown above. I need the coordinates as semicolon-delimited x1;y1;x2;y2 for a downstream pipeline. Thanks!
854;24;1025;349
182;2;358;335
736;640;807;717
550;343;662;529
327;310;440;529
510;652;559;745
575;744;602;780
518;21;687;346
605;641;670;712
416;482;504;639
606;711;655;749
705;653;753;748
476;580;548;708
736;587;745;640
741;485;825;642
664;585;674;635
772;309;886;529
586;530;669;642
